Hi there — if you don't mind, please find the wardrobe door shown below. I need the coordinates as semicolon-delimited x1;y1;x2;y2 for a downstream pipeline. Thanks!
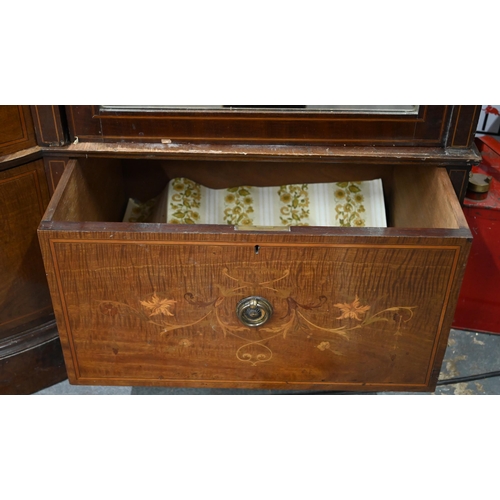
0;106;67;394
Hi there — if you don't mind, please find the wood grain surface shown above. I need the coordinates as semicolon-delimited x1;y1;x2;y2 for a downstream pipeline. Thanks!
0;160;53;337
0;108;67;393
46;158;470;230
43;157;69;195
65;105;468;147
0;320;66;394
41;139;482;164
38;139;481;204
39;234;469;391
0;106;37;156
38;157;471;391
30;106;67;147
392;166;469;229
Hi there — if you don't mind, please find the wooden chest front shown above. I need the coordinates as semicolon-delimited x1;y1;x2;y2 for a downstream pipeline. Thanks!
38;157;471;392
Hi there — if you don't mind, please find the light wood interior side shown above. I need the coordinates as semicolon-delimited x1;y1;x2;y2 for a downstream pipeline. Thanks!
49;158;127;222
44;157;468;229
392;166;468;229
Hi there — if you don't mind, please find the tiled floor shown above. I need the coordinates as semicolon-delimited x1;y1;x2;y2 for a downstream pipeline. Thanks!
34;329;500;395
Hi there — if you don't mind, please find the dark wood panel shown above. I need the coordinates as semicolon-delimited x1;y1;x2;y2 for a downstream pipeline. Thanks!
39;141;482;164
446;105;482;148
0;147;42;172
39;140;482;203
66;105;101;142
66;105;460;147
0;321;67;394
0;106;37;156
447;167;470;204
43;157;69;196
0;158;67;393
0;160;53;337
30;106;68;146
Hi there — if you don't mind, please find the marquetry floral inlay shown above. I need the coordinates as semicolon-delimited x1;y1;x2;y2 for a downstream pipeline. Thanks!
140;295;176;317
99;268;416;366
334;295;371;321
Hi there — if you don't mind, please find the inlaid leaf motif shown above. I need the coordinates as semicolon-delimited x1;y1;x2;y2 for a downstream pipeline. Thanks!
334;295;371;321
140;295;176;317
100;268;416;367
317;341;331;351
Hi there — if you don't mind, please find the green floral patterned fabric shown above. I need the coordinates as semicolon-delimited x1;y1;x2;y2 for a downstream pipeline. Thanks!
124;178;386;228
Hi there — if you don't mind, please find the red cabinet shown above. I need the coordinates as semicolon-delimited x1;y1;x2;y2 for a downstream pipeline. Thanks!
453;136;500;334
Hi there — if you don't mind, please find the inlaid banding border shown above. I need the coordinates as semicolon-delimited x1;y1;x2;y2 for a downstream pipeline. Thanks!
69;106;453;146
32;105;61;144
0;166;49;329
1;106;29;148
48;239;461;389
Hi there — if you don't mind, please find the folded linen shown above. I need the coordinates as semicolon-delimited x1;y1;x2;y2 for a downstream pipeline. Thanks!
122;195;159;223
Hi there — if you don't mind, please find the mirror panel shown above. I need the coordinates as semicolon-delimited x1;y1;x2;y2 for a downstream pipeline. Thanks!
101;105;419;115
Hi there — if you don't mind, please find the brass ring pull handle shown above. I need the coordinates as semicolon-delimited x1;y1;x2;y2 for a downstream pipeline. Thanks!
236;296;273;328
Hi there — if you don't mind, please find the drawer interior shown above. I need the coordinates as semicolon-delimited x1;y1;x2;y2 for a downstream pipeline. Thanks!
45;157;468;231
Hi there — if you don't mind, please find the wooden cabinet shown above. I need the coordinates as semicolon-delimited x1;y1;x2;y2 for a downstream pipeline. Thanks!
63;105;480;204
10;103;484;393
37;113;477;391
66;105;478;147
0;107;66;394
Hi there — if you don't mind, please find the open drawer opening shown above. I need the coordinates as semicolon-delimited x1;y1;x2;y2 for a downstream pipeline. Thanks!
43;157;468;232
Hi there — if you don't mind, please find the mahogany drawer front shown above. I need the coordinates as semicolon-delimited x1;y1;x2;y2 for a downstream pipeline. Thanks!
38;158;471;391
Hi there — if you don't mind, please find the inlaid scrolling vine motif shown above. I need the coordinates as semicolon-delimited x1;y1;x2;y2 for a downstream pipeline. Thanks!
98;268;416;366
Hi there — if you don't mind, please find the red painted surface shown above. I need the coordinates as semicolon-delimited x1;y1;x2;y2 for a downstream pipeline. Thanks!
453;136;500;334
484;105;500;116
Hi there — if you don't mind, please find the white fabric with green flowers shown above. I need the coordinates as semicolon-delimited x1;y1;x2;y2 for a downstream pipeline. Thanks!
150;177;387;227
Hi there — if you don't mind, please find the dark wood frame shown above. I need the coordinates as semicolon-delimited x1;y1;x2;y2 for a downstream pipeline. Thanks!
0;104;481;392
0;106;37;156
65;105;481;148
30;106;68;147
